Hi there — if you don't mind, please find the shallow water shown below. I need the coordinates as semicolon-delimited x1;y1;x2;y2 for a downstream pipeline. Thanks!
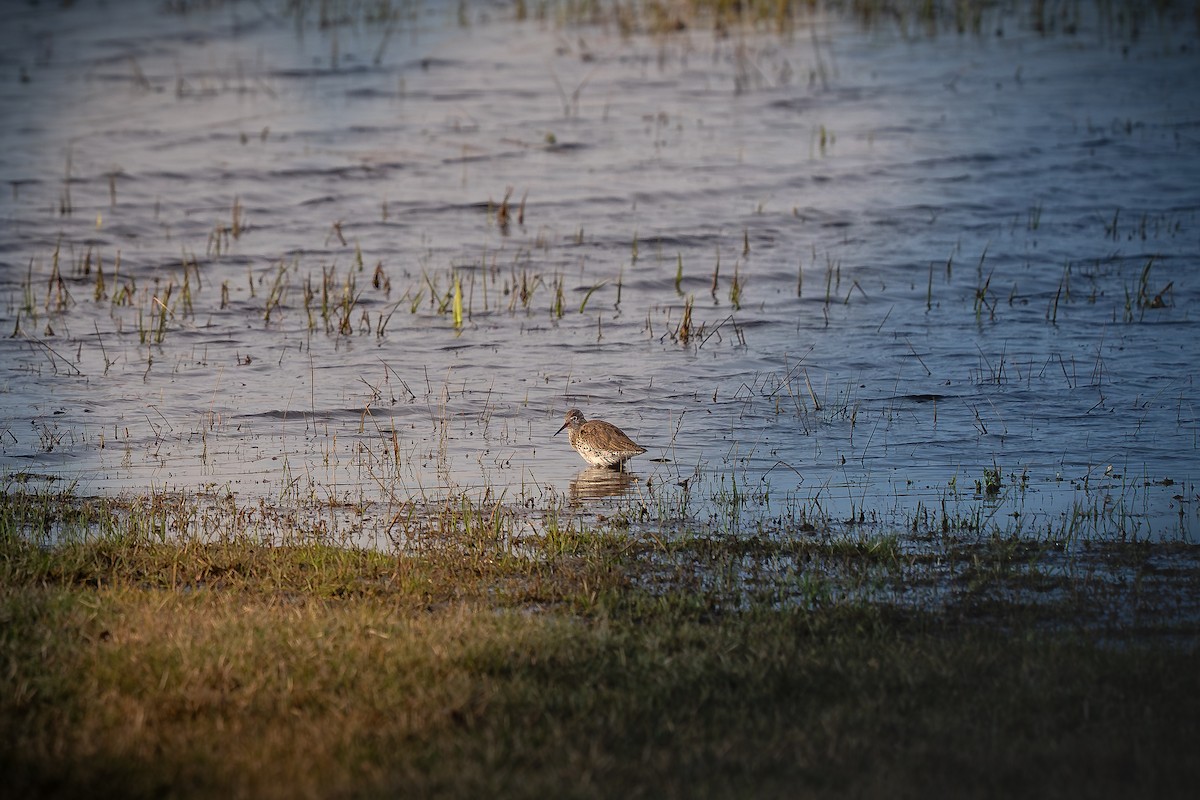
2;0;1198;546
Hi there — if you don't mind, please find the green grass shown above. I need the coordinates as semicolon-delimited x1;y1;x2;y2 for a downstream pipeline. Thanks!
2;488;1198;799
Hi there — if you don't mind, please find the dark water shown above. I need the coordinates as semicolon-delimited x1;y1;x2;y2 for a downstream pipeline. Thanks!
2;0;1198;546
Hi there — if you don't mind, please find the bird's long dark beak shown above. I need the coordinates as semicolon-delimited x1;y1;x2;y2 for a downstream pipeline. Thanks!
554;422;569;436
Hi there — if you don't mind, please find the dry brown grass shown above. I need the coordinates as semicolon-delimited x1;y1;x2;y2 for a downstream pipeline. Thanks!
2;489;1199;799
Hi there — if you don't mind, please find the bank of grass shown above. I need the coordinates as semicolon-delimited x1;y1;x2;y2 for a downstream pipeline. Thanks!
2;492;1198;799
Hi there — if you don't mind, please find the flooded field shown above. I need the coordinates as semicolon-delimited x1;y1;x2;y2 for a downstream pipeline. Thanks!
2;0;1199;548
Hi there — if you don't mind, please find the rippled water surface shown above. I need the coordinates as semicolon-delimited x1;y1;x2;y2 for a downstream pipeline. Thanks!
2;0;1198;545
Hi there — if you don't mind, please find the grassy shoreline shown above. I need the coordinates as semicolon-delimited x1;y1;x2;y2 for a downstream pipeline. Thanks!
3;488;1198;798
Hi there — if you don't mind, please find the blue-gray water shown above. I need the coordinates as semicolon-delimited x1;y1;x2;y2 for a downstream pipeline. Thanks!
2;0;1198;546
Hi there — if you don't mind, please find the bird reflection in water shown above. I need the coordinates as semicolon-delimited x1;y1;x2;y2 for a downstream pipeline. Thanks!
569;466;639;501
